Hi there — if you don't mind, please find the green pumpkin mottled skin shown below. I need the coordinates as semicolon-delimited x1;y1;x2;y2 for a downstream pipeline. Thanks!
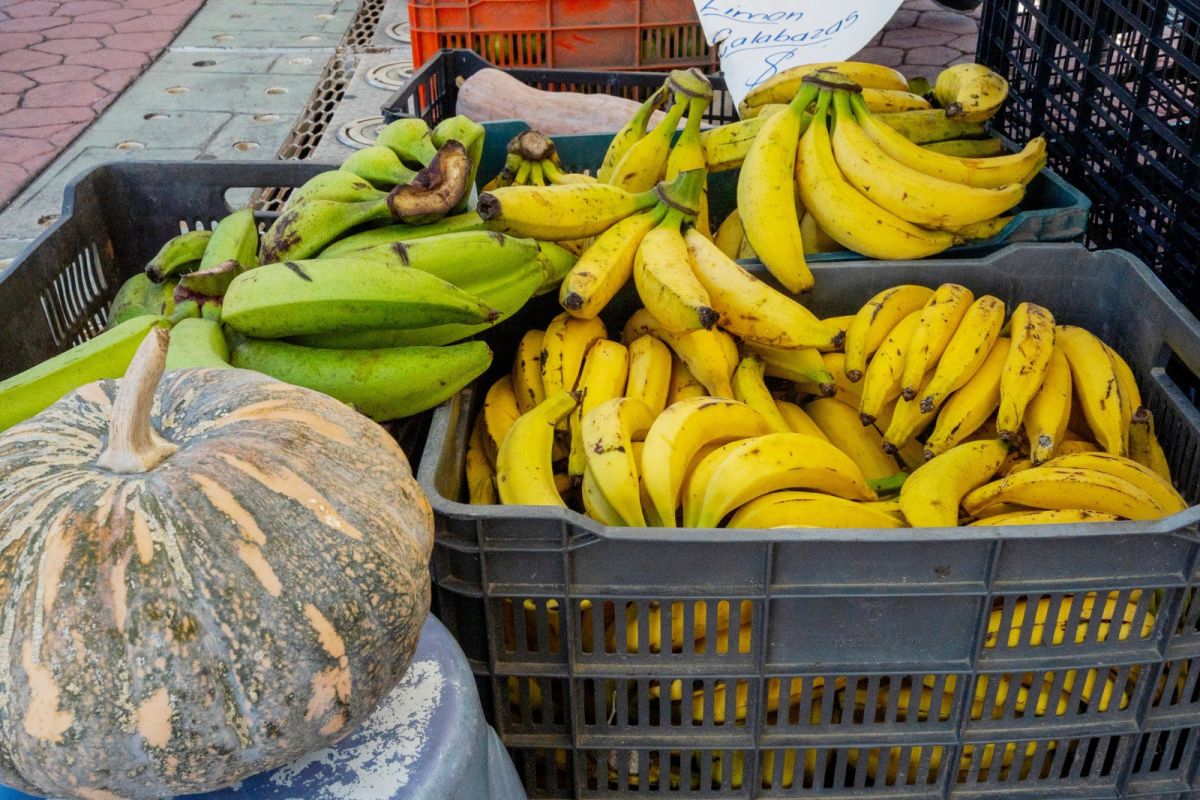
0;368;432;799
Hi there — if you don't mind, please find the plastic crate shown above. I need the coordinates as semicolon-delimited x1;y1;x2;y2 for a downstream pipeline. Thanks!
0;160;430;460
408;0;717;73
419;243;1200;799
977;0;1200;317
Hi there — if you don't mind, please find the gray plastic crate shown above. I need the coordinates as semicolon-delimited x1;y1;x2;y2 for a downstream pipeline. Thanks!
419;243;1200;799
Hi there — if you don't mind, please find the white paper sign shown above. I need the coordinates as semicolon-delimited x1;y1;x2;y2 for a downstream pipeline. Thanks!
693;0;905;111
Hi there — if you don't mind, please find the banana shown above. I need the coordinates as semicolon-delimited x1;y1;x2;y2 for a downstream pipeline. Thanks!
108;273;175;326
665;91;713;235
466;415;497;504
730;490;905;529
844;284;935;381
799;212;840;254
696;432;876;527
145;229;211;282
964;465;1167;520
923;137;1007;157
432;114;486;211
1057;439;1100;455
812;352;859;402
608;93;688;193
387;141;476;224
641;396;771;526
164;318;229;370
701;110;779;172
877;399;928;470
740;62;909;111
559;206;664;319
852;93;1045;188
375;117;439;167
339;144;417;189
1102;341;1140;438
947;215;1014;240
0;314;167;433
496;390;580;506
623;308;736;398
918;295;1006;413
797;91;956;261
582;397;656;525
534;241;578;295
598;86;668;183
230;338;491;421
625;334;673;416
568;340;630;477
882;373;938;453
222;259;497;339
805;397;900;480
873;108;987;143
260;196;393;263
1025;345;1072;464
969;509;1119;526
478;181;658;240
581;465;626;525
634;207;716;333
512;329;546;414
900;283;974;400
744;342;835;395
860;87;931;112
541;160;596;186
317;211;484;258
732;355;792;433
737;81;818;293
667;355;707;404
481;375;522;468
996;302;1055;440
776;400;829;440
1043;451;1186;515
1056;325;1127;456
712;208;745;259
900;439;1010;526
1129;407;1172;481
829;92;1025;228
541;313;607;401
934;62;1009;123
924;338;1011;458
681;441;749;527
858;308;923;424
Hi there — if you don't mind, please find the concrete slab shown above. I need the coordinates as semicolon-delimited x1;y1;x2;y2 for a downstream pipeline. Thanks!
310;48;413;163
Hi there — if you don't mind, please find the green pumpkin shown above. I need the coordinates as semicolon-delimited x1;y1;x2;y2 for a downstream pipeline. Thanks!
0;329;432;798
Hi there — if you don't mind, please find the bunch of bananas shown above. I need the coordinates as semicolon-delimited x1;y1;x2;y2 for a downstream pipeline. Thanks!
468;278;1186;528
481;129;596;191
0;115;582;431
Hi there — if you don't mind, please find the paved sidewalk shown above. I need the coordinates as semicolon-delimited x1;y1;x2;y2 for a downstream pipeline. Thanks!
0;0;205;208
857;0;982;79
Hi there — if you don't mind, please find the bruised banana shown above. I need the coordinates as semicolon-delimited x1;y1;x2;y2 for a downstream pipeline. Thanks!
164;318;229;370
230;338;492;421
1042;451;1186;515
260;195;392;263
512;329;546;414
583;397;656;525
568;339;629;477
145;228;211;282
730;490;905;529
901;439;1009;527
495;390;580;506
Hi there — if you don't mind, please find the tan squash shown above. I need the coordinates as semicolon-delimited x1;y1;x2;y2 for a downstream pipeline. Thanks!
0;329;433;799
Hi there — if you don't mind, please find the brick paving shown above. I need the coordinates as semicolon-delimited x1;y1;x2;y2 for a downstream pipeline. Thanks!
855;0;982;80
0;0;204;208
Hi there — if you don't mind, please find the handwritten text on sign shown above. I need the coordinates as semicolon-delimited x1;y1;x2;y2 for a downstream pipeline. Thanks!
693;0;903;110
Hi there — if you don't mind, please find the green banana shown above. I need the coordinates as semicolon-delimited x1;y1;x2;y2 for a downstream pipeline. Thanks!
0;314;168;432
165;318;230;370
108;273;176;326
222;258;498;338
199;208;259;272
432;115;485;212
340;145;418;189
598;86;668;183
230;338;492;421
875;109;988;143
145;229;211;282
534;241;578;295
287;169;391;206
923;137;1007;157
317;211;486;258
169;299;202;324
375;117;439;167
177;260;240;298
259;196;393;263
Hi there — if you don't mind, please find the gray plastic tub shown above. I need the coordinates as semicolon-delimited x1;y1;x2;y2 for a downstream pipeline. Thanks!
419;244;1200;799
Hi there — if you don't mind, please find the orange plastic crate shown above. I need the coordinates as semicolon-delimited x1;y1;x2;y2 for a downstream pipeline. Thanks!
408;0;718;72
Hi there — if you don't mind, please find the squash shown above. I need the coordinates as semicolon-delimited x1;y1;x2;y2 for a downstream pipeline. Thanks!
0;329;433;799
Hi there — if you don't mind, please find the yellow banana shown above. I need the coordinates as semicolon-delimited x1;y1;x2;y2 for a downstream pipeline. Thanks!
737;81;818;292
730;490;905;529
496;390;580;506
844;284;935;381
598;86;668;183
1057;439;1101;455
1043;451;1186;515
582;397;656;526
851;92;1045;188
625;334;673;416
860;87;931;112
745;342;835;396
934;62;1009;123
608;94;688;193
667;355;707;404
634;208;716;332
797;91;955;261
799;211;841;254
542;312;607;396
925;338;1011;458
481;375;521;467
900;283;974;400
830;92;1025;228
1025;345;1072;464
814;351;860;403
641;396;771;526
877;397;929;471
821;313;857;337
568;340;630;477
996;302;1056;440
776;400;829;440
1129;407;1171;481
624;308;736;398
900;439;1010;526
732;355;792;433
918;295;1006;413
681;440;749;527
857;308;923;424
701;109;780;172
1056;325;1126;456
479;182;657;240
1102;341;1140;439
559;207;665;319
805;397;900;481
581;465;626;525
882;373;938;453
466;416;497;504
512;329;546;414
684;228;843;349
665;93;712;236
740;61;909;110
713;208;745;259
970;508;1119;526
963;466;1167;520
696;432;876;527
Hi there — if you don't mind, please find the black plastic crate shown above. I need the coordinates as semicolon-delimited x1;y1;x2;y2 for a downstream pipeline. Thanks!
978;0;1200;316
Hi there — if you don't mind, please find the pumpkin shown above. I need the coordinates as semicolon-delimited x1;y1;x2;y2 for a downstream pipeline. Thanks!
0;329;433;799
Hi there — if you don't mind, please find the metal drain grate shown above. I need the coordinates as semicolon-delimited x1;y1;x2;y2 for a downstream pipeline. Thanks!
341;0;387;49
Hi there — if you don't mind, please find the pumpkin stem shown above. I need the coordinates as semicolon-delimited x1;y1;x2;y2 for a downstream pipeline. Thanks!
97;327;179;473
